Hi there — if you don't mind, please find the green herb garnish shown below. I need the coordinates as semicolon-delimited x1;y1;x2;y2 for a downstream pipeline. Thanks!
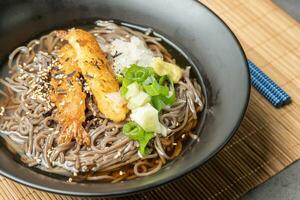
120;65;176;111
123;121;154;155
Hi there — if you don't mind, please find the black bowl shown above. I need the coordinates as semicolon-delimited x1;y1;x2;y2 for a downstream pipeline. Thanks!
0;0;250;197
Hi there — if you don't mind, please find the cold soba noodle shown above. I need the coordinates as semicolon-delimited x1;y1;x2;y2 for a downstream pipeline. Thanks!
0;21;204;182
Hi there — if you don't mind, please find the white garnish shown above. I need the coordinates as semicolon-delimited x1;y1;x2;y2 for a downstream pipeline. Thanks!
127;91;150;110
109;36;155;74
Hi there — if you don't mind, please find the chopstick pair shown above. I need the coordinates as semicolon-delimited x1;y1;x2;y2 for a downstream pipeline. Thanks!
247;60;291;107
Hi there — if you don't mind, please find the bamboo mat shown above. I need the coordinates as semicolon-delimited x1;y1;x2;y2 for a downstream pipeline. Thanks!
1;0;300;199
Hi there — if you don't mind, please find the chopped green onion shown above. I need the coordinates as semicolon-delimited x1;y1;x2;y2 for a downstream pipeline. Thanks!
120;65;176;112
125;82;141;100
127;91;150;110
120;85;128;96
123;121;144;140
159;76;176;105
120;78;133;96
143;77;169;97
151;95;166;111
123;121;154;155
149;76;176;111
143;78;161;96
159;75;167;85
116;75;123;83
121;65;153;96
123;64;153;83
160;85;169;96
139;131;155;155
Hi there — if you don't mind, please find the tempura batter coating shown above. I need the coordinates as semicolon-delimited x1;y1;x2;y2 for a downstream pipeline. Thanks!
58;29;128;122
50;44;90;145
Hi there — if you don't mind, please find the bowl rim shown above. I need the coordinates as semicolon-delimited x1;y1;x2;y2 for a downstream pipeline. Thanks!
0;0;251;197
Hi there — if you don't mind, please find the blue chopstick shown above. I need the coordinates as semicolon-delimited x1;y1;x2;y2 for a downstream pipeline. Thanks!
247;60;291;107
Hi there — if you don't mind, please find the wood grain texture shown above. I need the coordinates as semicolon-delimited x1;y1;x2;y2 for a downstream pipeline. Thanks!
1;0;300;199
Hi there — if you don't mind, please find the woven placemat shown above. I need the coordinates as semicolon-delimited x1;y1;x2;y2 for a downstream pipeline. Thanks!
1;0;300;199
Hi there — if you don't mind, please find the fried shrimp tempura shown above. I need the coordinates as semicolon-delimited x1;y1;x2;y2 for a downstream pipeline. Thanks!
50;44;90;145
58;29;128;122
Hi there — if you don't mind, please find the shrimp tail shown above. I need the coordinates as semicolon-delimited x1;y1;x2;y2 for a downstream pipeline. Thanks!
58;121;90;145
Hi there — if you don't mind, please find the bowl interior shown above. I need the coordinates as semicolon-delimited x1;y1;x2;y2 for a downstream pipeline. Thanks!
0;0;250;196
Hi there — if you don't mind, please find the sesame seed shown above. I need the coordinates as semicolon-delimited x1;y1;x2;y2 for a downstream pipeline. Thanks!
190;134;198;140
82;166;88;172
0;107;5;116
114;151;121;159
